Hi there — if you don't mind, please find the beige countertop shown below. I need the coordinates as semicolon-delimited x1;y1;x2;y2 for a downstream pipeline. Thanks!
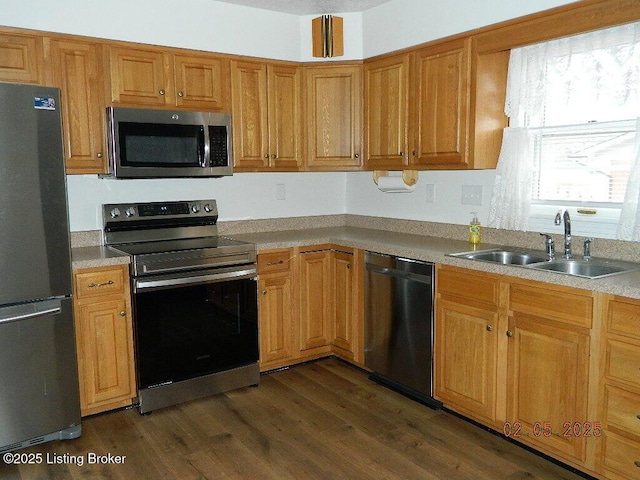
71;226;640;300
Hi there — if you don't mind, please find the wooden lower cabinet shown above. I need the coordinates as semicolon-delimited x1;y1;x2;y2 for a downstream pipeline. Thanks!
257;246;362;372
257;249;298;371
435;265;603;477
599;295;640;480
73;265;136;416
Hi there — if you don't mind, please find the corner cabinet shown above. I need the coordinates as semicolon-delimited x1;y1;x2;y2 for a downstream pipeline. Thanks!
305;64;363;170
73;265;136;417
231;60;303;171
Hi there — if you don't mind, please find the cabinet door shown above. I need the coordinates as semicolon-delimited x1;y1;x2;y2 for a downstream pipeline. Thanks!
267;64;303;170
258;274;297;369
306;65;362;170
410;38;470;168
332;251;355;357
75;298;136;415
108;45;170;106
174;53;229;111
48;38;106;174
435;298;499;422
0;33;43;84
364;53;409;169
231;60;269;169
507;314;590;463
299;251;332;351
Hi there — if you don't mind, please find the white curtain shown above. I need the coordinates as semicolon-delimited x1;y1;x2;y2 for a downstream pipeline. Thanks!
487;21;640;233
617;118;640;241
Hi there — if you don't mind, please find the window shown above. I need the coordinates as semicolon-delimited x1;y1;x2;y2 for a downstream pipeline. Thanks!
489;21;640;240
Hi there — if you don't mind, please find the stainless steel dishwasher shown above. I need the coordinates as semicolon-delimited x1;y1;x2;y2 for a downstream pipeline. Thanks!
364;251;441;408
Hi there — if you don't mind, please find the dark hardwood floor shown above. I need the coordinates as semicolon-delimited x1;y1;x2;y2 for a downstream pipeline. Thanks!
1;358;590;479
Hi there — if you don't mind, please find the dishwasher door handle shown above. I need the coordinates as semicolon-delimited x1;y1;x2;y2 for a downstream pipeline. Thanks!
365;263;432;285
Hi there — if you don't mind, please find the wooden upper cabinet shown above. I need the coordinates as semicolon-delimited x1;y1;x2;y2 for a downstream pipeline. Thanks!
108;45;229;110
46;38;107;174
364;53;410;170
173;53;229;110
0;32;43;84
305;64;362;170
231;60;303;171
409;38;471;168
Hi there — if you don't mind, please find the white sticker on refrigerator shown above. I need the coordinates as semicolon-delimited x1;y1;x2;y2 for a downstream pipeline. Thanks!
34;97;56;110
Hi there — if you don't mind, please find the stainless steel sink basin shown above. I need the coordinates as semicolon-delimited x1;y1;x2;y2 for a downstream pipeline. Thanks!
449;248;549;266
448;247;640;279
527;259;639;279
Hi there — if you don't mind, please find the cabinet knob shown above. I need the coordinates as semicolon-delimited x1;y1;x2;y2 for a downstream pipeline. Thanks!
97;152;103;158
262;290;267;295
346;264;351;270
354;153;360;159
120;311;126;317
264;154;270;159
178;91;184;97
506;330;514;337
159;89;165;95
412;150;418;156
486;325;493;332
399;152;404;156
271;154;277;159
635;461;640;468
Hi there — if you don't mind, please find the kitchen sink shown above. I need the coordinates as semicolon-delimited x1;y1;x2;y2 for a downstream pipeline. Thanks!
448;247;640;279
527;259;639;279
448;248;549;266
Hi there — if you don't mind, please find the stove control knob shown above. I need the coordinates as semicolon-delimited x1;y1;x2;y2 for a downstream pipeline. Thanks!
203;203;213;213
191;204;200;213
125;207;136;218
110;207;121;218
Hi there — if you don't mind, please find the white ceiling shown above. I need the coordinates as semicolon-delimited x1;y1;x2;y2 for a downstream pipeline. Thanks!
214;0;393;15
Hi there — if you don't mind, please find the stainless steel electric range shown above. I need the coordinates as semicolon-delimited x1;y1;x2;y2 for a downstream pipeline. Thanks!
103;199;259;414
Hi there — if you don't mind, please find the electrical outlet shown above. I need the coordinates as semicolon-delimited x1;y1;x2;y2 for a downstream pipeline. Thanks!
461;185;482;206
276;183;286;200
425;184;436;203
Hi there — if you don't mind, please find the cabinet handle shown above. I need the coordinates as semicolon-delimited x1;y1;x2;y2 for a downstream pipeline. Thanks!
97;152;103;158
159;89;165;95
506;330;514;337
486;325;493;332
88;280;114;288
119;311;126;317
262;290;267;295
266;260;284;266
178;91;184;97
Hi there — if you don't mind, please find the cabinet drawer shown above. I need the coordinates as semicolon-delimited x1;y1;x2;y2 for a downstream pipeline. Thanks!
258;250;292;275
74;266;127;300
602;431;640;480
604;385;640;437
608;297;640;340
436;266;499;309
606;339;640;388
509;283;592;328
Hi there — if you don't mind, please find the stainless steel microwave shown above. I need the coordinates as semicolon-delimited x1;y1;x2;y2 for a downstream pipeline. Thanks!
105;107;233;178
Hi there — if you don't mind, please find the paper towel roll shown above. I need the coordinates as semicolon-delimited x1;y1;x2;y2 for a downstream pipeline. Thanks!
377;175;416;193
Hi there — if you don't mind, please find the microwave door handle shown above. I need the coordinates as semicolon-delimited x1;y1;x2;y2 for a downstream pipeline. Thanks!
200;125;210;168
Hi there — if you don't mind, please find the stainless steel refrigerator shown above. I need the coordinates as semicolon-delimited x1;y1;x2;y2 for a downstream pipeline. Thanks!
0;83;81;452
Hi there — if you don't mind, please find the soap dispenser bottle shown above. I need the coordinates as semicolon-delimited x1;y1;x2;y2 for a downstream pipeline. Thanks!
469;212;481;245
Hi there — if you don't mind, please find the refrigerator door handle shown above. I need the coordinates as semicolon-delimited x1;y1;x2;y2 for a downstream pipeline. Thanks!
0;299;63;326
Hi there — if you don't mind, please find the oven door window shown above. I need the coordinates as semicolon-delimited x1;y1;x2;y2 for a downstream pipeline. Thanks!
134;277;258;389
118;122;205;167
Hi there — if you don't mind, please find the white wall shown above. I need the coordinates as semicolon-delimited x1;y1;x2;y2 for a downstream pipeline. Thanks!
362;0;579;57
67;173;347;230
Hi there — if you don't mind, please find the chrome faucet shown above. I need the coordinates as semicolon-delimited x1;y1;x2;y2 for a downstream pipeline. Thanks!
554;209;572;259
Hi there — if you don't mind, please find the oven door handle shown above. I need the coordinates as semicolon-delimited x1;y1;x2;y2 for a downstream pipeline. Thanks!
133;267;256;292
